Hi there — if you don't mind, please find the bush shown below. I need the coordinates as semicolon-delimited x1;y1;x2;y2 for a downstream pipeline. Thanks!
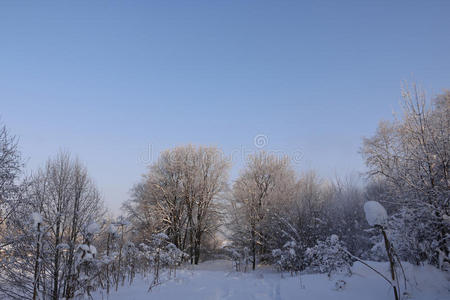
305;235;353;277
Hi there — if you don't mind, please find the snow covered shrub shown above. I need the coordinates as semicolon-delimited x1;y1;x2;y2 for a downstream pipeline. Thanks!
164;242;187;266
123;241;139;282
272;240;304;274
74;243;101;299
146;232;188;289
388;206;449;269
305;235;353;277
362;200;448;268
136;243;154;271
364;201;405;300
224;246;251;272
99;222;119;294
73;222;102;299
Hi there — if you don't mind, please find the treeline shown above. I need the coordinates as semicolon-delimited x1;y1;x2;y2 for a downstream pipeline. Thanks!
126;86;448;273
0;85;448;299
0;149;187;299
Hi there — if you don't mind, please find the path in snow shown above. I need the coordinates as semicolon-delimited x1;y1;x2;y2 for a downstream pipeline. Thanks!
93;260;450;300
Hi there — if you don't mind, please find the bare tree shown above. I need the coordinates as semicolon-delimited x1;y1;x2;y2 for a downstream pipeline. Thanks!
362;85;449;266
231;151;296;270
126;145;229;265
0;121;23;236
0;152;104;299
191;146;228;264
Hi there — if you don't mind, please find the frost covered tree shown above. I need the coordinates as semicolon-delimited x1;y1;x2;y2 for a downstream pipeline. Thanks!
63;160;103;299
123;181;159;243
277;173;368;256
228;154;371;272
125;145;229;264
362;85;449;267
0;152;104;300
231;151;297;270
0;121;24;242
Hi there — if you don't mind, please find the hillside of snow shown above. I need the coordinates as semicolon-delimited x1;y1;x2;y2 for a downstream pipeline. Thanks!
93;260;449;300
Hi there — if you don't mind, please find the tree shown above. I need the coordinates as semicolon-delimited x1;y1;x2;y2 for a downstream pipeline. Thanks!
125;145;229;264
231;151;297;270
362;85;449;266
0;121;23;241
0;152;104;299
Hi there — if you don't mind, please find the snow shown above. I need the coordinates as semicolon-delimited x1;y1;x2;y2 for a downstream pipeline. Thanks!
76;244;97;261
154;232;169;240
31;212;42;229
87;222;100;234
92;260;450;300
443;214;450;225
363;201;388;227
57;243;69;250
330;234;339;244
108;224;117;234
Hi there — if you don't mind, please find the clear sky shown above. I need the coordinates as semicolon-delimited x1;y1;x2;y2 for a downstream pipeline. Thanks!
1;1;449;213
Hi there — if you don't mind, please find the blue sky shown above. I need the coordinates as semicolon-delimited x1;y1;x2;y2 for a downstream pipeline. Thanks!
1;1;449;213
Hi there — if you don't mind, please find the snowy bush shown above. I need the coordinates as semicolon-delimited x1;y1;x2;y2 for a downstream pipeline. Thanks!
224;246;251;272
164;242;187;266
272;240;304;274
148;233;187;269
305;235;353;277
74;243;101;299
388;206;449;269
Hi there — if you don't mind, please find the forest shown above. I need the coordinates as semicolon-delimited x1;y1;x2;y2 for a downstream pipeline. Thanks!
0;85;448;299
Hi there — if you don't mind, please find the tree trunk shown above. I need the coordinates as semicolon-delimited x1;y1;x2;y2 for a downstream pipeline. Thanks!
251;225;256;270
381;228;399;300
32;223;41;300
65;192;81;299
106;233;111;295
116;224;124;291
194;231;202;264
52;221;61;300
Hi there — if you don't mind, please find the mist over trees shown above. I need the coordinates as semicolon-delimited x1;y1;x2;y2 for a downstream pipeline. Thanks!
0;86;448;299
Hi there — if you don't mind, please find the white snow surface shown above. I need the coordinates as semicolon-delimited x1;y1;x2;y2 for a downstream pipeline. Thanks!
364;201;388;226
92;260;450;300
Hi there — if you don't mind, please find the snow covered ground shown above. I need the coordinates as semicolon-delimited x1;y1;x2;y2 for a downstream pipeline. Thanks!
93;260;449;300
